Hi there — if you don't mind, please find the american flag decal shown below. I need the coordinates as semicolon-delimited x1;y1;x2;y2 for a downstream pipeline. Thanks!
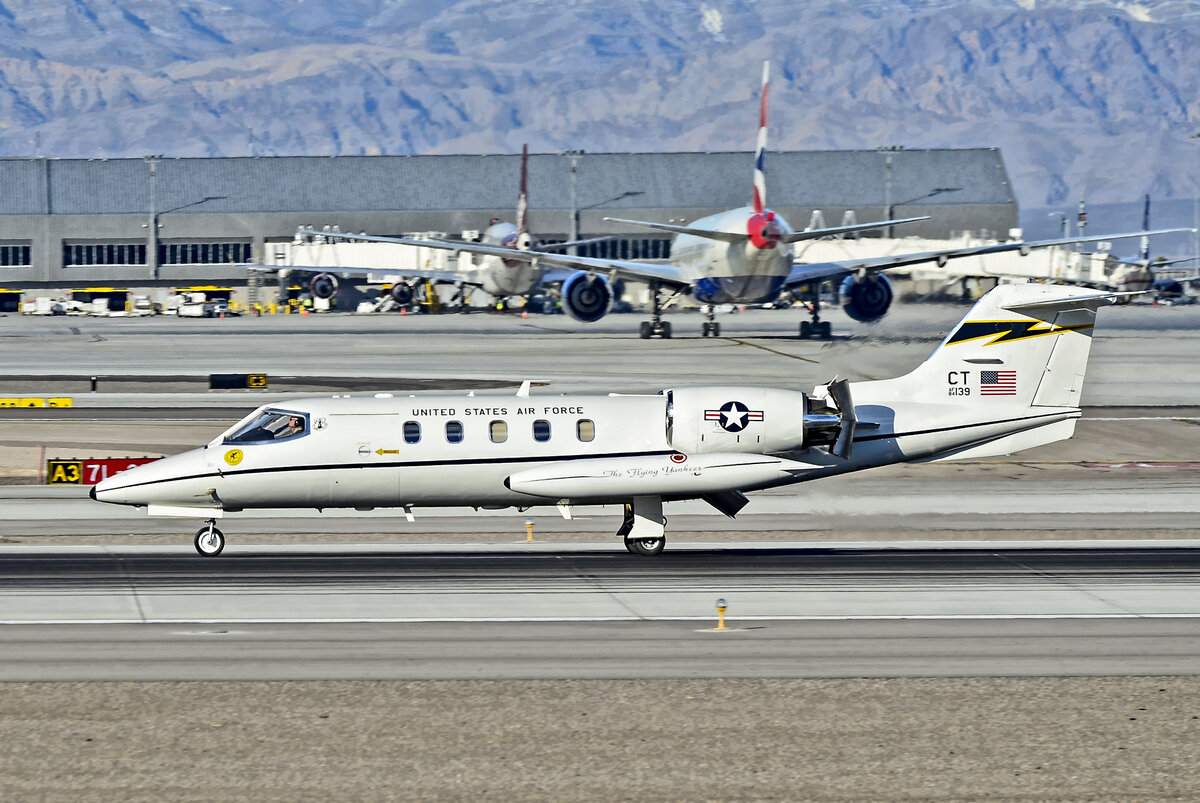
980;370;1017;396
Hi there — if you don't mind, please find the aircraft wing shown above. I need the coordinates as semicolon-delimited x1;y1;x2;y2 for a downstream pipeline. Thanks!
601;215;929;244
295;229;692;292
244;262;478;286
783;227;1196;289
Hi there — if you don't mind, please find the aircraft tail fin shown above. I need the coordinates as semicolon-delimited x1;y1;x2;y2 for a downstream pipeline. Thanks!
885;283;1119;411
752;61;769;215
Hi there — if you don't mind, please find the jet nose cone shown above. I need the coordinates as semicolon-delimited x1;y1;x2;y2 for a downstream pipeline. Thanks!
89;485;97;501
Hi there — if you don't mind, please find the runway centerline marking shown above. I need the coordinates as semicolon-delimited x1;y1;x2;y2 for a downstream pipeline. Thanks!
5;613;1200;625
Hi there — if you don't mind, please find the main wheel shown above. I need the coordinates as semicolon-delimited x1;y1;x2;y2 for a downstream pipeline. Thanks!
799;320;812;339
661;321;672;339
711;322;720;337
639;321;652;339
818;321;832;339
700;322;709;337
194;525;225;557
624;537;666;556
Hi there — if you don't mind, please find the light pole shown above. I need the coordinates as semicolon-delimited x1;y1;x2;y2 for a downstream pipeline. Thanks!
143;156;226;280
565;150;584;254
573;189;645;257
887;187;961;238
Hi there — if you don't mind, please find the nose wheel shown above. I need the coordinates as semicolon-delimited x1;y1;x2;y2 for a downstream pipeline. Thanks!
194;520;225;557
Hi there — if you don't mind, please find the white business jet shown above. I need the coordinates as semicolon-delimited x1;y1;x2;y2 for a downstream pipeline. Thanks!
299;62;1186;339
95;282;1117;557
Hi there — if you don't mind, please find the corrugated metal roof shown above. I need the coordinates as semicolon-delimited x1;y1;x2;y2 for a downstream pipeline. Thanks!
0;149;1013;217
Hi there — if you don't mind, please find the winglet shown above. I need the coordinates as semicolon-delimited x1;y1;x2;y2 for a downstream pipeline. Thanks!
752;61;769;215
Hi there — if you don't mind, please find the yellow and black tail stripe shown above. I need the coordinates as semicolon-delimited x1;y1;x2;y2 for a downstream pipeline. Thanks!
946;320;1093;347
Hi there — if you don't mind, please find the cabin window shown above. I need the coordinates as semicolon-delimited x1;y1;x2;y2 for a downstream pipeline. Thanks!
445;420;464;444
489;420;508;443
577;419;595;442
403;420;421;444
533;419;551;442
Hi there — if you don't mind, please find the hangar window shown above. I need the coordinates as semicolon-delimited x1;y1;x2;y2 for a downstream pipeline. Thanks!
63;242;145;267
577;419;595;442
0;244;32;267
403;421;421;444
533;419;551;442
224;410;308;443
489;420;508;443
158;242;252;265
445;420;464;444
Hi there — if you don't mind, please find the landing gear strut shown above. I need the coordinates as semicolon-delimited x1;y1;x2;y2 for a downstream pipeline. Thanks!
618;496;667;556
700;305;721;338
194;519;225;557
639;282;672;339
797;286;832;340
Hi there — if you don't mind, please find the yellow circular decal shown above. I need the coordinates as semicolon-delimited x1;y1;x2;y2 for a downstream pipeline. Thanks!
224;449;244;466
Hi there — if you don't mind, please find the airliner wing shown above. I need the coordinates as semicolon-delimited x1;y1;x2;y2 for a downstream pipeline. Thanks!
245;262;478;287
295;229;692;291
783;227;1196;289
602;215;930;244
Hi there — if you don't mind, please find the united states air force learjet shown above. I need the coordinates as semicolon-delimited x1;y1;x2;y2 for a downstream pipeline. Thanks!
95;283;1119;557
294;62;1183;339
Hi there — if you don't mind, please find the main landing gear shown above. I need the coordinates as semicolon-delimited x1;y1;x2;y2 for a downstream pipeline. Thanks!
796;287;832;340
700;305;721;338
639;282;678;339
618;496;666;556
194;519;225;557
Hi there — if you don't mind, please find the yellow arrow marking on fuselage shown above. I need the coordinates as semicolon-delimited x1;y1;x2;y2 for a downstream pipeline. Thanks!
375;449;399;455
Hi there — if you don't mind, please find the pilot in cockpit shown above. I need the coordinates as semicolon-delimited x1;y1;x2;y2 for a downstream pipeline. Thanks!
278;415;305;439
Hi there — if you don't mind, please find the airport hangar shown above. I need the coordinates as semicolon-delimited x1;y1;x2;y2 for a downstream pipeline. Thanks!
0;148;1017;299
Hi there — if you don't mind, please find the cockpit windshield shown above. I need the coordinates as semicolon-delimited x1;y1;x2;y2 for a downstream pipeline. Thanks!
224;410;308;444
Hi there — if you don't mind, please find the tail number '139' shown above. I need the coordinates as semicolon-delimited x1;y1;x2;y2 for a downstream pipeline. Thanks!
948;371;971;396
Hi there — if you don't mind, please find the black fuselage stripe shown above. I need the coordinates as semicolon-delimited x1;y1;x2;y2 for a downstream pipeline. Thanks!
104;410;1076;495
107;449;678;492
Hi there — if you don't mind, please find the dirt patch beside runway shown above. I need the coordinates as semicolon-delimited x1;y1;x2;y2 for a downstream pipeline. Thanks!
1;677;1197;801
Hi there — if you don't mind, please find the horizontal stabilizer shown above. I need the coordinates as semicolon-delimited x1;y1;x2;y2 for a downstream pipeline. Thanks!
1001;291;1130;314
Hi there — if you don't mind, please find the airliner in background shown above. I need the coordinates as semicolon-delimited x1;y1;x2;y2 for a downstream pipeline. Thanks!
303;62;1187;339
281;144;605;308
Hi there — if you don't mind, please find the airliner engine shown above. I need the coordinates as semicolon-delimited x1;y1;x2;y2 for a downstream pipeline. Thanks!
666;382;856;459
839;274;894;323
309;273;339;300
562;271;614;323
389;282;414;306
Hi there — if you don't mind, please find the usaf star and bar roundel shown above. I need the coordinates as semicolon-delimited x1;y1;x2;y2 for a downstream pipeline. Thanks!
704;401;765;432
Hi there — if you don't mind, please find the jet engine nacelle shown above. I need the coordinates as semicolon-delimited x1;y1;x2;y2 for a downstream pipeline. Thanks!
389;282;414;306
839;273;894;323
665;386;851;456
309;273;339;300
561;271;614;323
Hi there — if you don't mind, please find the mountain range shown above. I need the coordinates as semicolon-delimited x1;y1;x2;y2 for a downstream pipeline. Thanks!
0;0;1196;228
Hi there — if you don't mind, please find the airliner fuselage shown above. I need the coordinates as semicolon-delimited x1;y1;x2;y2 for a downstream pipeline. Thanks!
672;206;796;305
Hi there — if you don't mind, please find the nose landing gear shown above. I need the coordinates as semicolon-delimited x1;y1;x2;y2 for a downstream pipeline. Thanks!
194;520;225;556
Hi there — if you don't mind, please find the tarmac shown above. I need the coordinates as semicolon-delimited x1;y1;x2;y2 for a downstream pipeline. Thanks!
2;300;1200;800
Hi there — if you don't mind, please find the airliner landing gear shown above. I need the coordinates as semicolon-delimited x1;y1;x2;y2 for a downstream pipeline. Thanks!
700;305;721;337
797;288;832;340
194;520;225;557
639;283;672;339
618;496;667;556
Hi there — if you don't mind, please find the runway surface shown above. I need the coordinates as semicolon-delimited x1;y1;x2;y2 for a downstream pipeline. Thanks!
3;545;1199;680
